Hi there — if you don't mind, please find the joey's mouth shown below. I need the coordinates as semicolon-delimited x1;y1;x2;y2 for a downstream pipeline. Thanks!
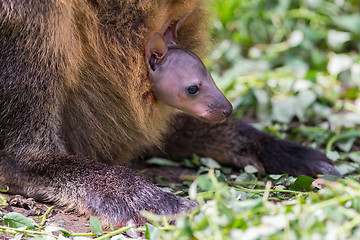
196;112;228;123
197;116;227;123
195;104;233;123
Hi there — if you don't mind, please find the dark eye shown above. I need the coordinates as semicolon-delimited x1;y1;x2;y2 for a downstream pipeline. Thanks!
187;86;199;96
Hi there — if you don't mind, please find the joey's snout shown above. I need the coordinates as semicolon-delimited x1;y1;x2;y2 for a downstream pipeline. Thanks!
200;97;232;123
195;90;233;123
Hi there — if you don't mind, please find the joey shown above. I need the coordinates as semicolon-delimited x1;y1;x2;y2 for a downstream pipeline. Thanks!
145;32;232;123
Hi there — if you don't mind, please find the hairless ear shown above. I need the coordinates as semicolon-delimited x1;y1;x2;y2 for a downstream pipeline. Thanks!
145;32;168;71
164;11;193;45
164;23;177;45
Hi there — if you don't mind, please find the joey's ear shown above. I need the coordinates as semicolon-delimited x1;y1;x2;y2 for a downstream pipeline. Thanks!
164;11;193;45
164;23;177;45
145;32;168;71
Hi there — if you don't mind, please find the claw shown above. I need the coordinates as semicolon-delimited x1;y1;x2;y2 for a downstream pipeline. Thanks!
317;161;343;177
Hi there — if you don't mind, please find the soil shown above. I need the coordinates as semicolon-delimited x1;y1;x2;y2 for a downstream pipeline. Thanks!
0;164;197;238
1;194;90;233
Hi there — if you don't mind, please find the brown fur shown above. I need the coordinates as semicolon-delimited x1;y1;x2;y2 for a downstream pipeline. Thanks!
0;0;340;225
59;0;208;163
62;0;209;164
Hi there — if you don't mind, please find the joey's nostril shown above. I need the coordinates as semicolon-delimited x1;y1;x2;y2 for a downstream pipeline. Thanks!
222;104;233;117
222;109;231;117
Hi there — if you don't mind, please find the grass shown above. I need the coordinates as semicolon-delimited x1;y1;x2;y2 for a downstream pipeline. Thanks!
2;0;360;239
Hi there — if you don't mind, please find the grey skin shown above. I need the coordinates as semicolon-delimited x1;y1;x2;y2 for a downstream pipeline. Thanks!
145;32;233;123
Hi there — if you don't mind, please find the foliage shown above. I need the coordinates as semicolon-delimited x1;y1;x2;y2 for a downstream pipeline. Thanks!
1;172;360;239
0;209;132;239
145;172;360;240
207;0;360;176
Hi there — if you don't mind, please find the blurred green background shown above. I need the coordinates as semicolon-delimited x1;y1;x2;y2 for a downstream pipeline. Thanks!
206;0;360;175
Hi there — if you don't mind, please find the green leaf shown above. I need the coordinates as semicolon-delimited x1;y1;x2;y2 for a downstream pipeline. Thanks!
348;152;360;163
44;225;70;235
145;223;161;240
200;158;221;169
188;181;198;200
235;172;257;182
284;57;309;78
244;165;258;174
197;175;214;191
110;223;115;231
295;90;317;121
13;232;26;240
336;137;356;152
327;54;352;76
275;185;286;191
290;175;314;191
215;169;228;183
287;30;304;47
335;163;357;175
3;212;39;229
351;198;360;211
89;216;103;236
253;89;270;120
58;235;71;240
145;157;180;167
272;96;297;123
333;14;360;34
327;30;351;51
326;150;341;161
268;174;285;181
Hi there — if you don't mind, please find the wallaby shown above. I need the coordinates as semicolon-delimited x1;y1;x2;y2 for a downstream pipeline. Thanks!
0;0;340;226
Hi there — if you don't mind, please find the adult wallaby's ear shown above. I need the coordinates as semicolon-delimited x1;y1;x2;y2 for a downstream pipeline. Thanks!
164;11;193;45
145;32;168;71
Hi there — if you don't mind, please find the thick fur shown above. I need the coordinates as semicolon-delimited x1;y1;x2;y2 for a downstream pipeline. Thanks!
0;0;339;225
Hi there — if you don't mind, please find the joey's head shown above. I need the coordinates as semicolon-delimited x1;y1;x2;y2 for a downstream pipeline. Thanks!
145;32;232;123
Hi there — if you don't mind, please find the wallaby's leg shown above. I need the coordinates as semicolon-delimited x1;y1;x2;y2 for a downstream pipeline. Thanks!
160;114;341;177
0;153;195;224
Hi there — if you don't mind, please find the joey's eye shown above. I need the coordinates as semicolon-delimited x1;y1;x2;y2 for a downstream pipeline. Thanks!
187;86;199;96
